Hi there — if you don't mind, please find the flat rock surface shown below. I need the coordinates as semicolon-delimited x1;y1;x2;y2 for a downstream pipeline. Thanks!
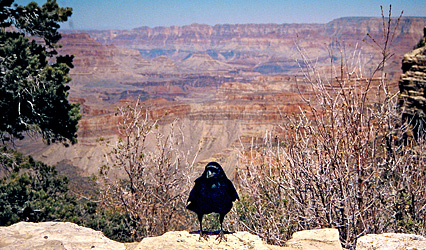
10;221;426;250
0;221;126;250
356;233;426;250
0;222;344;250
134;231;285;250
286;228;342;250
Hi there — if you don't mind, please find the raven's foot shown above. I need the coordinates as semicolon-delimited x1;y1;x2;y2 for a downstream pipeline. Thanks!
200;231;210;241
215;230;227;243
190;230;209;241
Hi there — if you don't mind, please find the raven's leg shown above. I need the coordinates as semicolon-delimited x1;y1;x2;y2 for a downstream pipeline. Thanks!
198;213;208;240
216;213;227;242
198;213;203;235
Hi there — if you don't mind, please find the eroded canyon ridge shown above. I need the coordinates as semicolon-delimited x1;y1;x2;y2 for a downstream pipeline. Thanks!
17;17;426;177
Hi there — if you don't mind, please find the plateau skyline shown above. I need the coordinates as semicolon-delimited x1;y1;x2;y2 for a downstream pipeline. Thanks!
14;0;426;30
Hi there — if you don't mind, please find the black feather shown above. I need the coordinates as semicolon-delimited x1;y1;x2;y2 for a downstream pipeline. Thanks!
187;161;239;236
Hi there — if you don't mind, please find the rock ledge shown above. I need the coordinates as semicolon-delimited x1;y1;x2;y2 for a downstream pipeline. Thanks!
2;222;426;250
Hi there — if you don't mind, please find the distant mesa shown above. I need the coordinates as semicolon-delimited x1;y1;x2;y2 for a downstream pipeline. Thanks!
152;55;175;65
150;55;178;72
181;52;234;72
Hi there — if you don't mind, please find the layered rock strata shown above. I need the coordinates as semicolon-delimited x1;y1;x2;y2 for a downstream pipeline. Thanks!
64;17;426;77
398;27;426;135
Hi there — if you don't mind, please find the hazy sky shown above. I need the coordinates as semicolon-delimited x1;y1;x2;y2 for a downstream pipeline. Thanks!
14;0;426;30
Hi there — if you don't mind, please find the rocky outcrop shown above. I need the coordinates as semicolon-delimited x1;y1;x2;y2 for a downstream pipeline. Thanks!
356;233;426;250
4;222;426;250
285;228;343;250
0;222;343;250
398;27;426;135
0;222;126;250
136;231;285;250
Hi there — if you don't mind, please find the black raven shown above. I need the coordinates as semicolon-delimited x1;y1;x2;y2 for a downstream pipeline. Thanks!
187;161;239;239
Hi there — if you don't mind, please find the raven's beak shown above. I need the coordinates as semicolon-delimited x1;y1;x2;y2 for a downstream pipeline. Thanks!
206;170;215;178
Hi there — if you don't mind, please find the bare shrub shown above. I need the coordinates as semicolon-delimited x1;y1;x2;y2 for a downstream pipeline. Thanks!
234;6;426;249
232;134;296;245
97;98;199;240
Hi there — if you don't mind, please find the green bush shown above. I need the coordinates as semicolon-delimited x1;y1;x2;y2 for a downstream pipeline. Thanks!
0;146;78;225
0;146;136;242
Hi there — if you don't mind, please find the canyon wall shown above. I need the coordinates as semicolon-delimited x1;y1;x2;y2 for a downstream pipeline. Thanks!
398;27;426;135
79;17;426;75
17;17;426;178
